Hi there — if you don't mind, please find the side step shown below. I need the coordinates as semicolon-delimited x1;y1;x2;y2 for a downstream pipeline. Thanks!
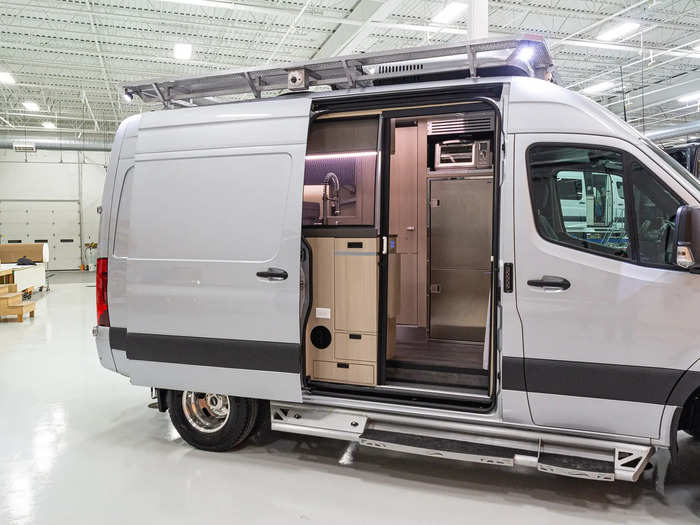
359;429;527;467
537;452;614;481
270;403;652;483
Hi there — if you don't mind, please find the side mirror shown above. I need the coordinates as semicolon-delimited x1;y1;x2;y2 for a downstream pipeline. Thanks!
674;205;700;273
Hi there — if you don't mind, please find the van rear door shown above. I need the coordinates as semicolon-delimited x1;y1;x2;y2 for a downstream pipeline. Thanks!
123;98;311;402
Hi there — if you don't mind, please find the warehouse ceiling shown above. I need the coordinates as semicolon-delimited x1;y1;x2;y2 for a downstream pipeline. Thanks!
0;0;699;144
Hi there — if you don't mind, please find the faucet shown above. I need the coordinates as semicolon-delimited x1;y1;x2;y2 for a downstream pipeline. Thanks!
322;171;340;224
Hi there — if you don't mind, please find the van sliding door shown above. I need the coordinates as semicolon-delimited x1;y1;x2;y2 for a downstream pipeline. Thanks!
123;98;311;402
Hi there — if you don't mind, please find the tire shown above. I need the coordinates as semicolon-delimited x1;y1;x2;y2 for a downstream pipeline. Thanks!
167;390;259;452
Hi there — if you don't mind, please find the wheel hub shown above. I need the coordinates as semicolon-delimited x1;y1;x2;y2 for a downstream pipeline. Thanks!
182;391;230;433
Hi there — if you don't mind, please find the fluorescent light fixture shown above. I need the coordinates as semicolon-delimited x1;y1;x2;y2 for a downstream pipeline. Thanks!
678;91;700;103
41;121;56;129
517;46;534;62
0;72;15;85
582;81;615;95
23;101;40;112
173;43;192;60
596;21;640;42
160;0;233;8
432;2;469;24
306;151;377;160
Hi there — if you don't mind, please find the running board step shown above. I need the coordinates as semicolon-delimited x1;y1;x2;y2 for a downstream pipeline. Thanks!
270;402;653;483
537;452;615;482
359;429;530;467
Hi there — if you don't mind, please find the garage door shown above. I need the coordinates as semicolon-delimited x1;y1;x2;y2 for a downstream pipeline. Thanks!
0;201;81;270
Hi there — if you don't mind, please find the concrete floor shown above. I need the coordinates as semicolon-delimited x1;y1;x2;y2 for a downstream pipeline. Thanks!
2;272;700;524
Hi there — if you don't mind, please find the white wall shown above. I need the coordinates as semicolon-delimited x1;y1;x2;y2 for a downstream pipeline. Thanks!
0;148;108;257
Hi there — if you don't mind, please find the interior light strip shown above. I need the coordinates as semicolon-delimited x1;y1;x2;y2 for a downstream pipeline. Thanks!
305;151;378;160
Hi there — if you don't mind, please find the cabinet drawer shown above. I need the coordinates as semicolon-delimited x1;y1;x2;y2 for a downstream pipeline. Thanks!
313;360;375;386
334;332;376;362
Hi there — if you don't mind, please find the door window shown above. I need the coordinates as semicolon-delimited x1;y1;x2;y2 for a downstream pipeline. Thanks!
528;146;630;259
629;160;682;265
528;144;683;267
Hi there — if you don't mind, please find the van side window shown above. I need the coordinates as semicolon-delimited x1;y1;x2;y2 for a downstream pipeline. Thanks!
629;160;682;265
528;144;684;267
528;146;630;259
113;166;133;257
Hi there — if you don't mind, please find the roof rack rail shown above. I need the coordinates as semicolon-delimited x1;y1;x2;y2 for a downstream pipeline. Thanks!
123;35;555;108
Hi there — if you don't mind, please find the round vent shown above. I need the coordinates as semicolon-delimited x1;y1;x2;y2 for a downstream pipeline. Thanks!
310;326;332;349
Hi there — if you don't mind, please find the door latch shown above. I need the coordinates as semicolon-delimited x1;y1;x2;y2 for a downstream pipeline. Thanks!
503;263;513;293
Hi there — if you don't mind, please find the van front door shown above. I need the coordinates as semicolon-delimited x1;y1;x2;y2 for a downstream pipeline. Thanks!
124;98;312;402
513;133;697;438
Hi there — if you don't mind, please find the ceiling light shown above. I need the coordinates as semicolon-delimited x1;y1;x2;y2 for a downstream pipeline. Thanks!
305;151;378;160
0;72;16;85
23;101;40;112
432;2;469;25
160;0;233;8
678;92;700;103
41;121;56;129
582;81;615;95
517;47;534;62
173;43;192;60
596;21;640;42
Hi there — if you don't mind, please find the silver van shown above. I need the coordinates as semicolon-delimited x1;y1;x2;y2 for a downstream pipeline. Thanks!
94;38;700;492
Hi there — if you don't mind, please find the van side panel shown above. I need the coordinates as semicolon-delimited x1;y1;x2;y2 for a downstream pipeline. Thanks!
115;98;311;402
499;132;532;424
96;115;141;373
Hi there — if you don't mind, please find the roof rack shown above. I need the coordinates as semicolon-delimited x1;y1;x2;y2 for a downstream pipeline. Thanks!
123;35;555;108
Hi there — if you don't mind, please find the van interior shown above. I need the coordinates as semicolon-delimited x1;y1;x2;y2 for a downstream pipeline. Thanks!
301;102;496;406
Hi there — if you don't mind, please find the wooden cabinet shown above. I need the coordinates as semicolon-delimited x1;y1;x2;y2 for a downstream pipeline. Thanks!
306;236;379;386
333;238;378;333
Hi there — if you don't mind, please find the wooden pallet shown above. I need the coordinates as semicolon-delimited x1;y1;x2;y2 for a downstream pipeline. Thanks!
0;284;35;322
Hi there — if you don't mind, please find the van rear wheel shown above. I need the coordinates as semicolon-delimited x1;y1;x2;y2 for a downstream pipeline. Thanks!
167;390;258;452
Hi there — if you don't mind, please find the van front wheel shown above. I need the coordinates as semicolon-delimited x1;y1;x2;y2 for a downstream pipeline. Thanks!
167;390;258;452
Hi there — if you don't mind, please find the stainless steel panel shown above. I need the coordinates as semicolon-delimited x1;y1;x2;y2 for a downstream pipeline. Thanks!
429;178;492;270
429;269;491;341
428;177;493;342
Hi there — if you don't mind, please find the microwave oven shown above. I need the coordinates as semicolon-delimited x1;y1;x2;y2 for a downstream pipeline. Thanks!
434;139;491;169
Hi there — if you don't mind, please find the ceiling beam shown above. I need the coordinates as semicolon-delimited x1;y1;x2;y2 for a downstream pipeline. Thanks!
314;0;400;59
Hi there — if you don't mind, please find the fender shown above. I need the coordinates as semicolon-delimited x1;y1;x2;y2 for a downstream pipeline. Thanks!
657;357;700;459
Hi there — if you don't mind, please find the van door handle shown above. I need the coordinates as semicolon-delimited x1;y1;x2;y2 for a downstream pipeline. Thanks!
256;267;288;281
527;276;570;290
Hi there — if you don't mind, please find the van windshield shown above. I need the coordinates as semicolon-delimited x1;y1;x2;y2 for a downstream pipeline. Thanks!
643;137;700;192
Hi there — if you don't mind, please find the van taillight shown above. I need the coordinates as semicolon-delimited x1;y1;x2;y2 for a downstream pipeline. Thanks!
96;257;110;327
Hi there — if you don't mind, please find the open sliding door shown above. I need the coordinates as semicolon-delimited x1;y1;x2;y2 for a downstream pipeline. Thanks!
122;98;311;402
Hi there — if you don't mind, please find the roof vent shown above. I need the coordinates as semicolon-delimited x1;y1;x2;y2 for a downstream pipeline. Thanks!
13;142;36;152
377;63;424;74
427;112;495;135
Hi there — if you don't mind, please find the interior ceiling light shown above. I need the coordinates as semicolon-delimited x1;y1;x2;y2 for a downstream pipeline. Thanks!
596;21;640;42
582;81;615;95
41;121;56;129
516;46;534;62
678;91;700;104
23;101;40;112
0;72;16;85
305;151;377;160
432;2;469;25
173;43;193;60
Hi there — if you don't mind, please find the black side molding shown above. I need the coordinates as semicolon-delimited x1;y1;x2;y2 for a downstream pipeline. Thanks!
108;327;300;373
503;356;685;405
